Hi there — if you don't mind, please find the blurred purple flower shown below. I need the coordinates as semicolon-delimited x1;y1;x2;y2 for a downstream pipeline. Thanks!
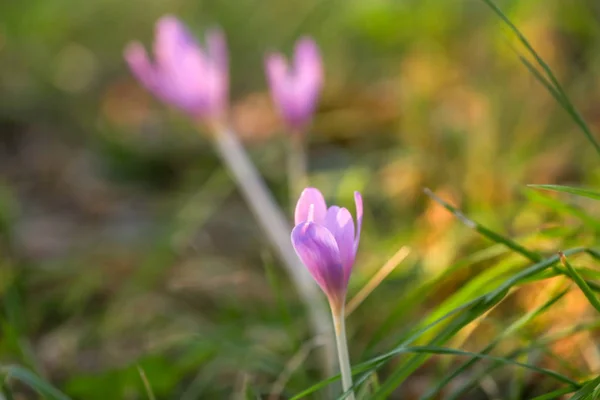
265;38;323;130
291;188;363;309
124;16;228;119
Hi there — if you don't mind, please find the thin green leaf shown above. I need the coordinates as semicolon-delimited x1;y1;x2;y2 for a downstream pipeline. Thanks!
296;249;591;399
1;365;71;400
0;380;15;400
424;188;541;262
137;366;156;400
528;185;600;201
372;248;586;398
365;243;508;352
524;189;600;230
447;320;600;399
529;387;576;400
419;288;569;400
559;252;600;314
569;376;600;400
366;346;579;387
480;0;600;155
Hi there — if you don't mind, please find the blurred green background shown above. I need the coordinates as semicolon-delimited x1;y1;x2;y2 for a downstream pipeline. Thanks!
2;0;600;398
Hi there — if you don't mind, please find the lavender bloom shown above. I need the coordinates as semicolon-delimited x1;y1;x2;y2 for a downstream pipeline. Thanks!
124;16;228;119
291;188;363;310
265;38;323;130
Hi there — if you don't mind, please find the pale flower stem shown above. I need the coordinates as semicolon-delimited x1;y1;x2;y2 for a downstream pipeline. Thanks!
333;305;355;399
286;132;308;209
208;123;335;376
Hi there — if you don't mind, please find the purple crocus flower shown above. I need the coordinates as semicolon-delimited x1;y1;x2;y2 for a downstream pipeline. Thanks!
265;38;323;130
291;188;363;310
124;16;228;120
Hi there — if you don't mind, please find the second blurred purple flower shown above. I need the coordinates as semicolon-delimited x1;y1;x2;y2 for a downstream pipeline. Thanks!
265;38;323;131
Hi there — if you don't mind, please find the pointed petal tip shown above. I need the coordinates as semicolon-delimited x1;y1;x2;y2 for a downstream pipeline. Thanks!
354;191;363;209
123;41;144;61
353;191;363;251
123;42;154;82
296;36;319;51
302;187;321;195
156;15;182;30
265;53;287;80
206;26;225;39
294;187;327;226
295;37;322;63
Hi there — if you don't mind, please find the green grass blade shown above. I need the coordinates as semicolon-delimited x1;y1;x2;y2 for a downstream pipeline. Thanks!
369;294;511;398
372;248;586;398
1;380;15;400
1;365;71;400
479;0;562;91
514;52;563;103
365;346;579;388
295;249;591;399
528;185;600;201
424;188;541;261
529;387;577;400
419;288;569;400
447;319;600;400
524;189;600;230
480;0;600;155
365;244;509;352
137;366;156;400
559;252;600;313
568;376;600;400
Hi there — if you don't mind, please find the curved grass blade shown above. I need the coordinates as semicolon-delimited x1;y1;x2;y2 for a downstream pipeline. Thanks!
1;380;15;400
371;248;586;398
1;365;71;400
480;0;600;155
294;341;581;400
419;287;569;400
523;189;600;231
296;248;591;399
568;376;600;400
137;365;156;400
364;346;579;388
293;288;505;398
364;244;509;352
423;188;541;262
559;252;600;313
447;319;600;399
528;185;600;201
529;387;577;400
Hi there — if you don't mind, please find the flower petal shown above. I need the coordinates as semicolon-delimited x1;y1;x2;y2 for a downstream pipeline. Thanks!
291;222;345;304
124;42;160;94
294;187;327;225
294;37;323;94
204;28;229;115
206;28;228;75
324;206;355;283
265;53;294;120
293;37;323;119
154;16;197;68
354;191;363;254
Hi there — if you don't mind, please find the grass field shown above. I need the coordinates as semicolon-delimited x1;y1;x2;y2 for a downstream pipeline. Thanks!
2;0;600;398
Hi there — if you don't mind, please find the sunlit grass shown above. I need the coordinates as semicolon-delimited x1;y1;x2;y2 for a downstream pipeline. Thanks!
2;0;600;398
